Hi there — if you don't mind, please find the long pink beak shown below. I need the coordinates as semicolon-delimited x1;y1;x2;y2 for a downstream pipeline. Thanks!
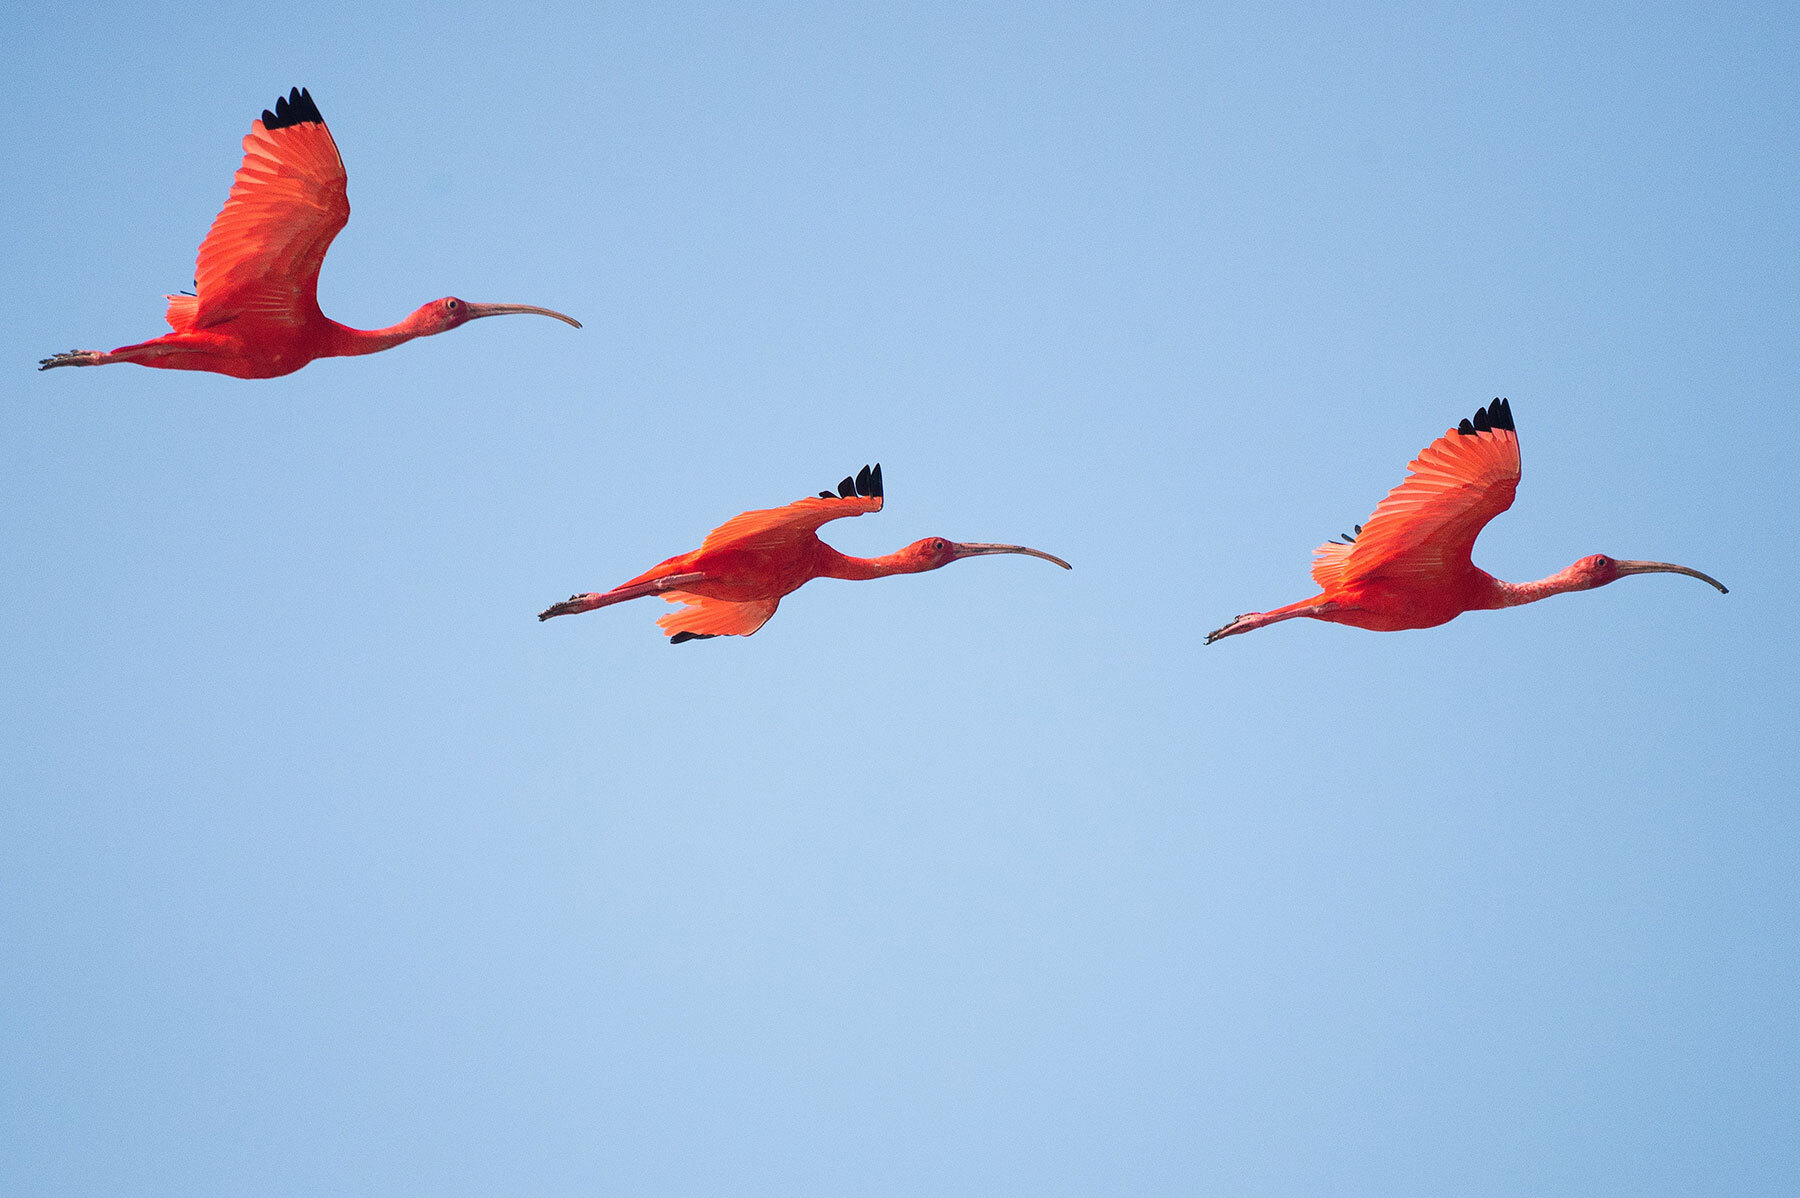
952;542;1072;569
462;302;583;328
1614;560;1728;593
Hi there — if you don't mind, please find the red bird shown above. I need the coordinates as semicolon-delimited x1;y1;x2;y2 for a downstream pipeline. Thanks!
538;464;1071;642
1207;398;1726;644
39;88;579;379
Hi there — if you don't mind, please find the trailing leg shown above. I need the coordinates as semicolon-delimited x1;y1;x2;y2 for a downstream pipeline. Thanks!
38;350;107;370
39;331;243;374
1205;597;1342;644
538;572;706;622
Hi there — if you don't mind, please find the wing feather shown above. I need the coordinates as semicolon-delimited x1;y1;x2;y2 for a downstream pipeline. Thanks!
162;292;200;331
191;89;349;329
700;494;882;552
699;465;885;553
1313;408;1522;590
1309;540;1356;591
656;593;780;639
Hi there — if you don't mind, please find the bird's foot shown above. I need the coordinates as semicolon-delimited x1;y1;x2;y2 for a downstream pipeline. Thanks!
39;350;103;371
538;593;599;621
1204;615;1251;645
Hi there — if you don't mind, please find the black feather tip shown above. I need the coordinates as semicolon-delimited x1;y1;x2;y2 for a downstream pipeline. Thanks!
669;632;717;645
1457;397;1514;436
824;463;882;501
261;87;324;131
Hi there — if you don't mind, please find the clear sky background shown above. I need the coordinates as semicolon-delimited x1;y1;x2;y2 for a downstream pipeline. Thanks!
3;3;1795;1194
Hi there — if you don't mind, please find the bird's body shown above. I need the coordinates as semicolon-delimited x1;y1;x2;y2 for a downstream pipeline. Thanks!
40;88;578;379
539;465;1071;642
1207;399;1725;644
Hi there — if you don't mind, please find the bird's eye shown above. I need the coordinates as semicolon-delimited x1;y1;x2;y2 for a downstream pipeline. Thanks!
446;299;460;311
934;540;947;552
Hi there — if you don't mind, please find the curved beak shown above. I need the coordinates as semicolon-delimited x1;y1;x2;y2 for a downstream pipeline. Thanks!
1614;560;1728;594
461;302;583;329
952;542;1072;569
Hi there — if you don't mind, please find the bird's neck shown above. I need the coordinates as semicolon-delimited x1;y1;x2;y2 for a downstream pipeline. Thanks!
324;315;429;358
1483;566;1588;609
814;545;922;581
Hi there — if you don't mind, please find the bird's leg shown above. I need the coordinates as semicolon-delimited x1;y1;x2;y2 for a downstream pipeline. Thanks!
1205;613;1266;644
1205;598;1342;645
539;593;605;620
538;572;706;622
40;332;237;373
38;350;107;370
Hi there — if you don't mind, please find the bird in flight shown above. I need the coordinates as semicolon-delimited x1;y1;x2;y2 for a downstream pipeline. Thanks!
39;87;579;379
538;464;1071;642
1206;398;1725;644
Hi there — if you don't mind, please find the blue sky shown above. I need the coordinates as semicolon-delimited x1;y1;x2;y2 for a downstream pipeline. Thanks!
3;3;1795;1194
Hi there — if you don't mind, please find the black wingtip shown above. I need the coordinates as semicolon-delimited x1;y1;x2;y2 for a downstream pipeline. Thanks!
826;464;882;501
1456;397;1514;436
669;631;718;644
261;86;324;131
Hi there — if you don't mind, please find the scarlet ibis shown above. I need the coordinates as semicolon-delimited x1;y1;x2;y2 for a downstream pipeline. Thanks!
538;464;1071;642
39;87;579;379
1206;398;1726;644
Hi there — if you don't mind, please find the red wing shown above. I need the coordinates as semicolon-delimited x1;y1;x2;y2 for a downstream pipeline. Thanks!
1313;402;1522;590
1309;540;1356;592
699;464;884;554
189;88;349;330
162;293;200;331
656;593;780;639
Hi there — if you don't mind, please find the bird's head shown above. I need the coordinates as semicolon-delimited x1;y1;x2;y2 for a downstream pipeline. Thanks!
415;296;583;335
1565;553;1728;594
897;537;1072;573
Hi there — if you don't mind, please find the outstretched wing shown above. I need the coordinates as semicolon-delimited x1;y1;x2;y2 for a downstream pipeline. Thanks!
698;463;885;554
185;88;349;330
1312;399;1522;590
657;593;781;642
